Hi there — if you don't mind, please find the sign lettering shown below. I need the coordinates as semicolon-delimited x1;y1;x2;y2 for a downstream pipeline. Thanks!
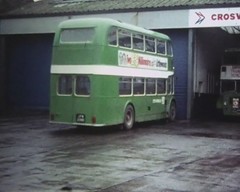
118;50;168;71
232;66;240;78
189;8;240;27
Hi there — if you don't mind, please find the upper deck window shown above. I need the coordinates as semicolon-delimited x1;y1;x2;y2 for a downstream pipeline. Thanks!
133;33;144;50
157;39;166;55
145;36;155;53
167;41;173;56
60;28;95;43
108;27;117;45
118;29;131;48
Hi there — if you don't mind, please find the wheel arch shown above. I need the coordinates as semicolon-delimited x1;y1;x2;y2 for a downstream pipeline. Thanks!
167;97;177;121
122;101;135;130
123;101;135;119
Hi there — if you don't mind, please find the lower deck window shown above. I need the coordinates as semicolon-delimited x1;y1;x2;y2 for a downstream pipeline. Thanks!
157;79;166;94
146;79;156;94
133;78;144;95
221;80;235;93
167;76;174;94
57;75;90;95
119;77;168;95
237;82;240;92
76;75;90;95
58;75;72;95
119;77;132;95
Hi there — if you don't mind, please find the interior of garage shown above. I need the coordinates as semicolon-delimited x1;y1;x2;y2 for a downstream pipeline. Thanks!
1;34;54;115
192;27;240;119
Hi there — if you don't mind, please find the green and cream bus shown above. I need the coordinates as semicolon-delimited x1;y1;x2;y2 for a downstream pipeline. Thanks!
216;48;240;116
50;18;176;129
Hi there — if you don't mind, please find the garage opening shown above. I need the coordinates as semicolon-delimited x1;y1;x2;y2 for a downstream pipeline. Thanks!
5;34;54;114
193;27;240;119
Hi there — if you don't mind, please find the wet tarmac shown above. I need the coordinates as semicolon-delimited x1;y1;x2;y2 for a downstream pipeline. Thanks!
0;113;239;192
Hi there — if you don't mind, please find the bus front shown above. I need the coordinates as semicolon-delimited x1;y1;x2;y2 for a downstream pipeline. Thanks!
217;49;240;116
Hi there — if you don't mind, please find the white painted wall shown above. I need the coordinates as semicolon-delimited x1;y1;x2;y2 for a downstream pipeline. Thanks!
0;10;189;35
1;7;239;35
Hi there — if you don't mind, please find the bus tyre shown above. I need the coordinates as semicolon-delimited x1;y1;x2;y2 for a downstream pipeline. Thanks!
169;101;176;121
123;105;135;130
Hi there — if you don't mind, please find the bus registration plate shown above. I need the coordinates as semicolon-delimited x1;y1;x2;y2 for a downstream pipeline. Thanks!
76;114;85;123
232;98;239;109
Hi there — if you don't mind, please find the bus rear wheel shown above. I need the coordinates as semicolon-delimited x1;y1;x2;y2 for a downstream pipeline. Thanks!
169;101;176;121
123;105;135;130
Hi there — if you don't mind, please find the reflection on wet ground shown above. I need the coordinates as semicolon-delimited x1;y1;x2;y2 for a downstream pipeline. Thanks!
0;114;239;192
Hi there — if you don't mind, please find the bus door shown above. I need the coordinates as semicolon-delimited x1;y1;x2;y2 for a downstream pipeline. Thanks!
72;75;91;124
54;74;75;123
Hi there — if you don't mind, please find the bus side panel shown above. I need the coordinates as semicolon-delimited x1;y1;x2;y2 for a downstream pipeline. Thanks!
145;95;168;120
130;96;167;122
87;76;121;126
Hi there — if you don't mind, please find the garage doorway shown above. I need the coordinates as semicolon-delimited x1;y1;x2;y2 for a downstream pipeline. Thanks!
193;27;240;118
5;34;54;114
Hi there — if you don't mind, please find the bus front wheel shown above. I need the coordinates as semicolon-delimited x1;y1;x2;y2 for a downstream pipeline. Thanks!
168;101;176;121
123;105;135;130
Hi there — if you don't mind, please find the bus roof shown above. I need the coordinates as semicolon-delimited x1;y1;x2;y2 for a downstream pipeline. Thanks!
58;17;170;40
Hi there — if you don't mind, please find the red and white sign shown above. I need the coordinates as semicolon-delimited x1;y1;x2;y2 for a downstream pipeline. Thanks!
189;8;240;27
232;66;240;78
221;65;240;80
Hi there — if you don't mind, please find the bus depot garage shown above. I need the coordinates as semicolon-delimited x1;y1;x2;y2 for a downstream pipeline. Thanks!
2;27;238;120
0;4;239;120
192;27;240;118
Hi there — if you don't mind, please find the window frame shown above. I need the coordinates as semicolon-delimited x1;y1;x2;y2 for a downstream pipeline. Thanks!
132;33;144;51
57;75;73;96
118;28;132;49
156;39;166;55
156;78;167;95
133;77;145;95
60;27;95;44
75;75;91;97
119;77;133;96
146;78;157;95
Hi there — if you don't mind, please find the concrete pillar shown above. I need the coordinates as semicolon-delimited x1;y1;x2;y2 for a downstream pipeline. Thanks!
187;29;195;119
0;36;7;115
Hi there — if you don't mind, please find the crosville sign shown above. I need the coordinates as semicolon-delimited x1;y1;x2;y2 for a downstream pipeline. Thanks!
189;7;240;27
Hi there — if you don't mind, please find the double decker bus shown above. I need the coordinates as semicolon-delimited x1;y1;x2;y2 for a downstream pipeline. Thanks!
50;18;176;129
216;48;240;116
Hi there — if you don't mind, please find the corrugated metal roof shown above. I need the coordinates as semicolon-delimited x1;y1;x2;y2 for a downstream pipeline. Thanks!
1;0;240;18
0;0;32;14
